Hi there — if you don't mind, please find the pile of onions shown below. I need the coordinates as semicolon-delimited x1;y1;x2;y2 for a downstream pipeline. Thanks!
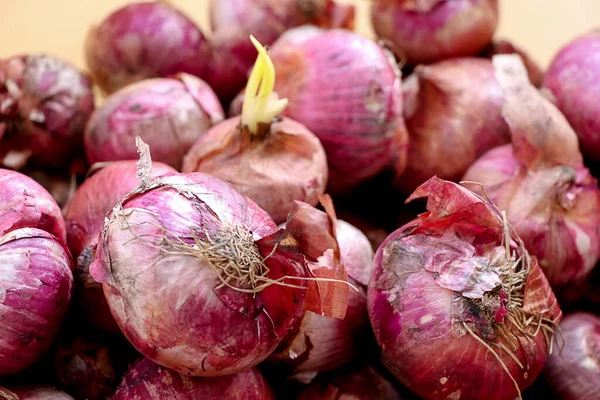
542;31;600;162
463;55;600;288
90;146;350;376
368;177;562;400
64;160;175;332
84;73;224;170
482;40;544;87
85;1;212;95
396;58;509;193
544;312;600;399
183;37;327;223
371;0;499;64
6;386;74;400
231;28;408;194
0;54;94;170
112;358;274;399
268;219;373;382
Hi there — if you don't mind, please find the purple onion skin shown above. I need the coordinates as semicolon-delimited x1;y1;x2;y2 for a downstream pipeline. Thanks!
84;74;224;170
545;312;600;400
371;0;499;65
8;386;74;400
0;228;73;376
543;32;600;162
85;1;211;95
0;55;94;170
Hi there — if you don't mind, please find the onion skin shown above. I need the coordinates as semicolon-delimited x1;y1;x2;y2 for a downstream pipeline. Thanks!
21;169;73;209
482;40;544;87
0;54;94;170
543;31;600;162
182;116;327;224
8;386;74;400
85;1;211;95
84;74;224;170
545;313;600;400
0;228;73;376
396;58;509;193
371;0;499;65
368;177;562;400
0;387;18;400
112;357;275;400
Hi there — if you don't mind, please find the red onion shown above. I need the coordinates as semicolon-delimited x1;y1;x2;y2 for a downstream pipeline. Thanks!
543;31;600;162
183;37;327;223
368;177;562;400
482;40;544;87
84;73;224;169
85;1;211;95
396;58;509;193
0;169;66;243
463;55;600;288
112;357;274;399
0;54;94;170
371;0;499;65
8;386;74;400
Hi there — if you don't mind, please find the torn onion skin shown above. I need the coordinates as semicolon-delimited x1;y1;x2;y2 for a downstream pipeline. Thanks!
368;177;561;400
371;0;499;65
8;386;74;400
482;40;544;87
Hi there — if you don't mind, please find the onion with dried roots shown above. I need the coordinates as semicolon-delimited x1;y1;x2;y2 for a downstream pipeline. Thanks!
183;36;327;224
368;177;562;400
463;55;600;288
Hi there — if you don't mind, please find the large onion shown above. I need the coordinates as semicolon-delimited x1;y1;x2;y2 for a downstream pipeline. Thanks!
368;177;562;400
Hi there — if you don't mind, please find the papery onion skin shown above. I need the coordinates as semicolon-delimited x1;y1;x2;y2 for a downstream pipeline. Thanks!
84;74;224;170
85;1;211;95
396;58;509;193
21;168;73;209
544;312;600;400
543;31;600;162
182;116;327;224
0;387;18;400
482;40;544;87
8;386;74;400
0;54;94;170
0;228;73;376
368;177;562;400
112;357;275;400
371;0;499;65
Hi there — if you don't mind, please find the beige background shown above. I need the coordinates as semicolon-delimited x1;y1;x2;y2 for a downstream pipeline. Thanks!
0;0;598;70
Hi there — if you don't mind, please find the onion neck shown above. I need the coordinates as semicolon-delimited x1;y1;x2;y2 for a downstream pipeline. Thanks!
241;35;288;136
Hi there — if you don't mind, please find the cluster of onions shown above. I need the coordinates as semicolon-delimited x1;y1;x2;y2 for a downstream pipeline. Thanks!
183;36;327;223
482;40;544;87
463;55;600;289
0;54;94;170
368;177;562;400
84;73;224;170
542;30;600;162
395;58;509;193
371;0;499;64
2;386;75;400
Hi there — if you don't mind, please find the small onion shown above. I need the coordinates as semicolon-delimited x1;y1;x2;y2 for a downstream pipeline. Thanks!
0;54;94;170
368;177;562;400
8;386;74;400
543;30;600;162
482;40;544;87
395;58;509;193
371;0;499;65
463;55;600;288
112;357;274;399
85;1;211;95
84;74;224;169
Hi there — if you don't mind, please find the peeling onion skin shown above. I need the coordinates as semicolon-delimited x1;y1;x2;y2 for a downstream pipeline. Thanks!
545;313;600;400
0;54;94;170
112;358;275;400
0;387;18;399
543;31;600;162
8;386;75;400
85;1;212;95
371;0;499;65
482;40;544;87
84;74;224;170
0;228;73;376
368;177;562;400
396;58;509;193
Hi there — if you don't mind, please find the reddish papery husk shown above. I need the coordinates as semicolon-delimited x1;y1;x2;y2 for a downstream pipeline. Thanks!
182;116;327;224
544;312;600;400
0;387;17;400
8;386;74;400
0;54;94;170
85;1;212;95
543;31;600;162
463;55;600;288
84;74;224;169
396;58;509;193
482;40;544;87
0;228;73;375
368;177;561;400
